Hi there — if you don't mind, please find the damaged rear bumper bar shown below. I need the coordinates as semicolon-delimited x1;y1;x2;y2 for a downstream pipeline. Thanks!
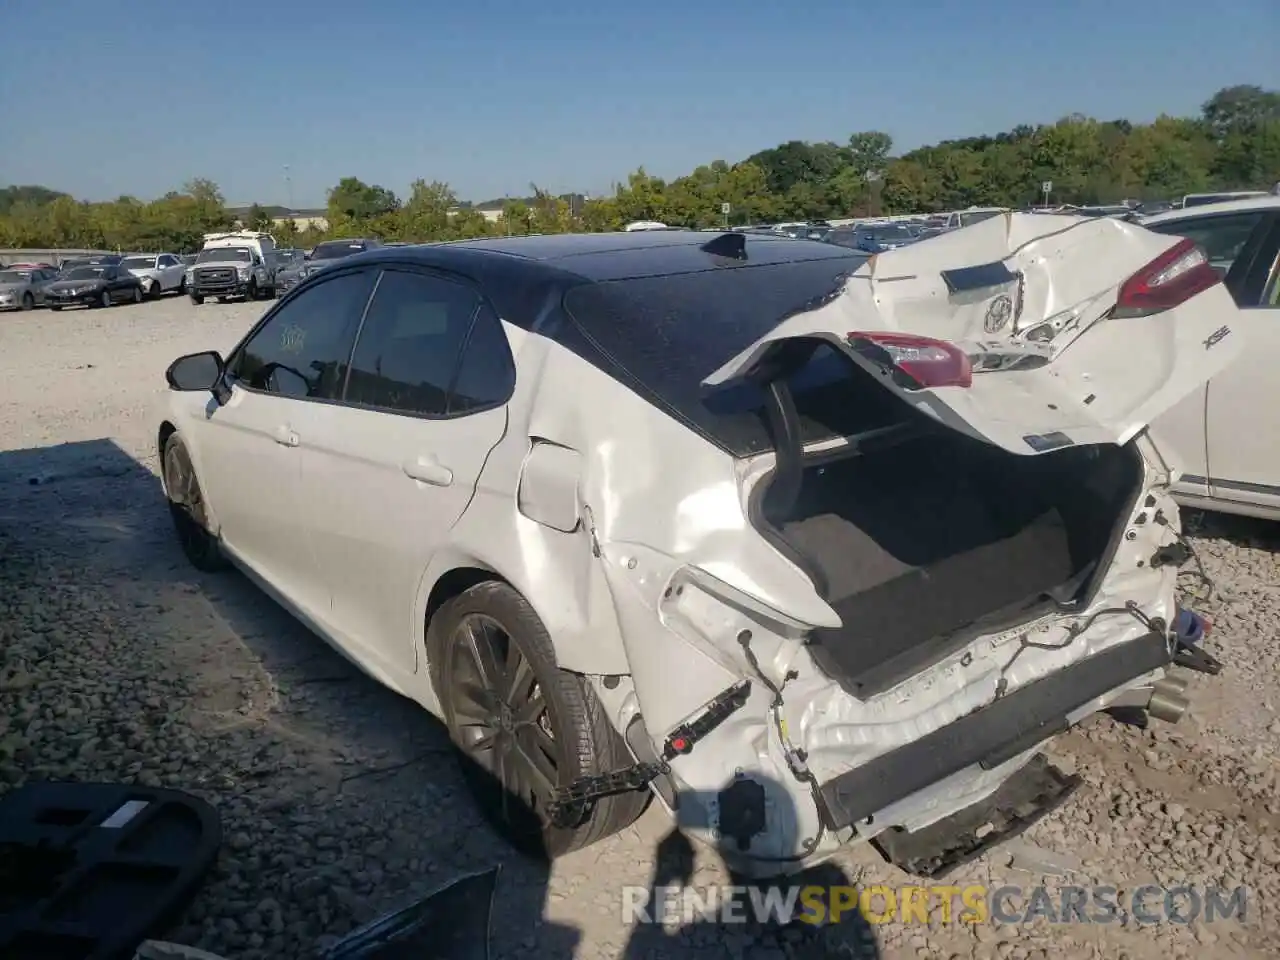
818;630;1172;831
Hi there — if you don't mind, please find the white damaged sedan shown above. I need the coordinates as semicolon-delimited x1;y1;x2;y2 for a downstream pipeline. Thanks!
157;217;1238;877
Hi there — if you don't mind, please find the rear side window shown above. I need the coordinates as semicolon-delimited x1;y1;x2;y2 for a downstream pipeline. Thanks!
343;269;480;416
448;304;516;414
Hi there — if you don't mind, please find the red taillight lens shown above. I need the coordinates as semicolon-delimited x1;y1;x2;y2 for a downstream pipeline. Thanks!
847;332;973;389
1113;238;1221;319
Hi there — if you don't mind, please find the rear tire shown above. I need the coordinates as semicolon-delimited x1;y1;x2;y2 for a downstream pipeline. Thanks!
162;434;227;572
427;581;648;860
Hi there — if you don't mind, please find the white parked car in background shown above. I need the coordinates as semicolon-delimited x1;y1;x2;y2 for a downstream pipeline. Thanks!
155;223;1234;877
1137;196;1280;521
120;253;187;299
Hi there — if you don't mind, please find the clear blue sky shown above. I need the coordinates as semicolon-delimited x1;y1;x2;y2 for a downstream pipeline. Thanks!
3;0;1276;208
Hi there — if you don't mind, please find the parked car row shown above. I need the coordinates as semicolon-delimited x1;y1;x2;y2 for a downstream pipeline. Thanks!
0;259;149;312
0;241;322;313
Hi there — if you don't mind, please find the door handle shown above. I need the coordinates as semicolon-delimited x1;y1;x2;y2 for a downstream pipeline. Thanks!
402;455;453;486
274;425;299;447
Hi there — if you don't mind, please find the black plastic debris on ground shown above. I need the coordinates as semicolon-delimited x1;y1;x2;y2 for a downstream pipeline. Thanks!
317;866;499;960
0;782;221;960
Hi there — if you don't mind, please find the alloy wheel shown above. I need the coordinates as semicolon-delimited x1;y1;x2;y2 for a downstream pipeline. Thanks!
448;613;561;820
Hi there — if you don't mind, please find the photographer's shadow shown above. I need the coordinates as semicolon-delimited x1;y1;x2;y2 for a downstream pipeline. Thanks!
620;777;881;959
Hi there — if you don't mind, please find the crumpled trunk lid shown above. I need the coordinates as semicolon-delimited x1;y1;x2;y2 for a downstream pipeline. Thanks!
703;213;1242;458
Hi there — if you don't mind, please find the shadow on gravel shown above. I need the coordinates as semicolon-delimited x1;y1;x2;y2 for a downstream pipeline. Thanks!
1183;507;1280;552
0;438;881;958
0;437;156;499
620;790;882;960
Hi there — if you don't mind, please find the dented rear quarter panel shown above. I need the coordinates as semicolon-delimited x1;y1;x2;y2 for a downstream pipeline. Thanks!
434;322;837;725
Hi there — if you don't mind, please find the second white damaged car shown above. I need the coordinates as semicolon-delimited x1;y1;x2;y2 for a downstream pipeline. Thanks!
154;221;1237;877
120;252;188;299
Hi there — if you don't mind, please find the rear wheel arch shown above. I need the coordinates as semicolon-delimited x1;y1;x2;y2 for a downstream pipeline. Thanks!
424;565;508;641
420;548;630;676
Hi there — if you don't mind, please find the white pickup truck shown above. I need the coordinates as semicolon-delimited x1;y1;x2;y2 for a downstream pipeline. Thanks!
186;231;278;303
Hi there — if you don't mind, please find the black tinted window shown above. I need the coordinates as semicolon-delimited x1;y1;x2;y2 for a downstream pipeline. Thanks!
343;270;480;416
231;270;372;398
449;305;516;414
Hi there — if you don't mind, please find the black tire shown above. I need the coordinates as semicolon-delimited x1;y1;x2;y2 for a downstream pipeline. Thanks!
50;305;62;312
162;434;228;572
97;290;111;309
427;582;648;859
132;286;144;304
178;276;187;295
189;293;204;305
20;293;33;311
247;279;258;301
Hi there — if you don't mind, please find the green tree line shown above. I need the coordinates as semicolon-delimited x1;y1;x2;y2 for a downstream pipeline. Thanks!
2;85;1276;253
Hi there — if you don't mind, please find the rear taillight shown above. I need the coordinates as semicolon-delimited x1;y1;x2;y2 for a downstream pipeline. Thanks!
847;332;972;389
1113;238;1220;319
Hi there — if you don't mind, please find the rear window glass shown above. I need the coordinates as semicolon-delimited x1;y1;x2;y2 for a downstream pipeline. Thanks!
562;255;900;455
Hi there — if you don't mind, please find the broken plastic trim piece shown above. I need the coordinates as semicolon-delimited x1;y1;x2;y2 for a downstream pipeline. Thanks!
317;865;499;959
871;754;1081;879
547;681;752;825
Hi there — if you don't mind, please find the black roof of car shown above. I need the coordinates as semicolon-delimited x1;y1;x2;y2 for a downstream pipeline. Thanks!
356;229;857;283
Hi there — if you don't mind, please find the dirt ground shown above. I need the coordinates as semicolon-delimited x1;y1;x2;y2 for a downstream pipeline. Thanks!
0;296;1276;959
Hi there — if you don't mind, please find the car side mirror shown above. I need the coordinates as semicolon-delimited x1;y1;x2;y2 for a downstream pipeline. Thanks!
166;351;225;395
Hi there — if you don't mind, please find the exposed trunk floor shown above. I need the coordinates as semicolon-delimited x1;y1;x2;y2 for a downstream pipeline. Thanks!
786;505;1074;697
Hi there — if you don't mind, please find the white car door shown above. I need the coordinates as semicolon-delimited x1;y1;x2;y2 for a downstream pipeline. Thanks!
703;213;1243;457
294;266;512;676
197;268;376;614
158;254;182;289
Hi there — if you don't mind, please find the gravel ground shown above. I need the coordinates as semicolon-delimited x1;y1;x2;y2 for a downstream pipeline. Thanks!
0;296;1277;960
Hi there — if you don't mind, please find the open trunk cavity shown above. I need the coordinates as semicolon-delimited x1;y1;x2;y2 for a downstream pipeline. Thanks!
754;424;1144;699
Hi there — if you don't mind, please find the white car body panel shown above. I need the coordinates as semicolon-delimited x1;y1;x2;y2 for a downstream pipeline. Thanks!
1138;197;1280;521
294;392;508;678
161;223;1236;874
